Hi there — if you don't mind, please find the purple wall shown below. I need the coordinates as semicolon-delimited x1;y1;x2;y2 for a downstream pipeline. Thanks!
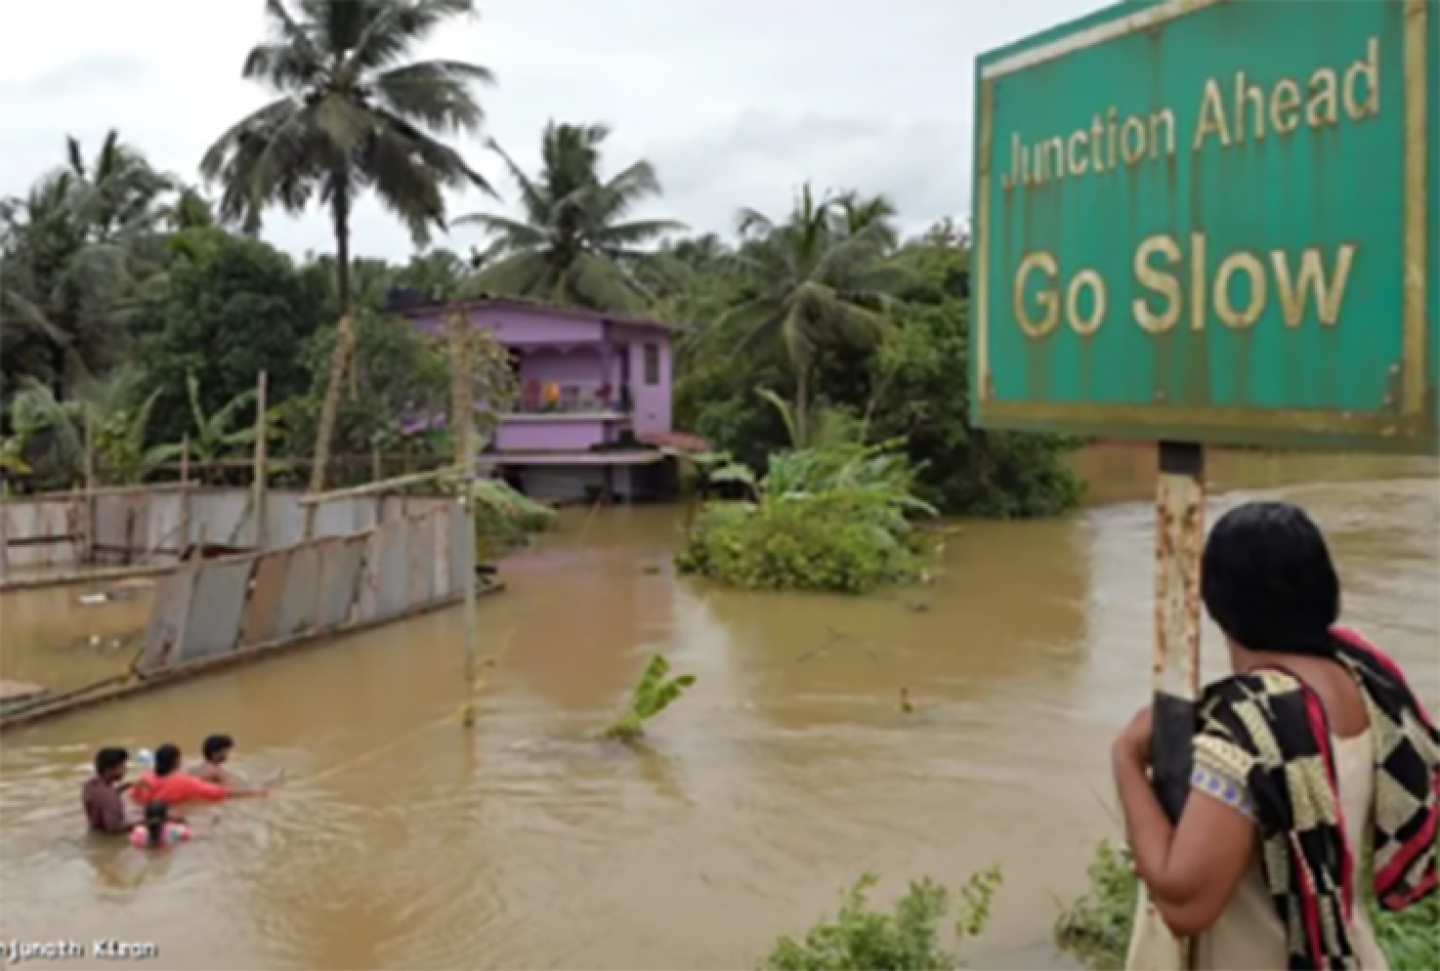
403;299;675;451
495;417;624;451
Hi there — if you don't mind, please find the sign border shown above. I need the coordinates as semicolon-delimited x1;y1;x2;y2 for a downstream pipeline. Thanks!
971;0;1432;451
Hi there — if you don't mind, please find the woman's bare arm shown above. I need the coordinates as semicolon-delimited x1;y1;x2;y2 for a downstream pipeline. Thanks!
1113;736;1256;937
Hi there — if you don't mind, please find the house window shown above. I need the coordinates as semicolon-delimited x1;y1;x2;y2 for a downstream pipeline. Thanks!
643;343;660;386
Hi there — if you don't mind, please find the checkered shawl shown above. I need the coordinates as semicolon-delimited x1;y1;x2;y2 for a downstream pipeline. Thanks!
1193;626;1439;970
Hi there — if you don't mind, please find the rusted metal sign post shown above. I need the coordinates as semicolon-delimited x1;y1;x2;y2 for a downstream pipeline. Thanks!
972;0;1435;967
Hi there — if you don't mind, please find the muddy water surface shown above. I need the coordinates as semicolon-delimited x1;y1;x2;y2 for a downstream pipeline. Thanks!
0;448;1435;970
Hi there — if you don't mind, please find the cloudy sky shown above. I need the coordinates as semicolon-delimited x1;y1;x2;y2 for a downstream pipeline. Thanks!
2;0;1101;262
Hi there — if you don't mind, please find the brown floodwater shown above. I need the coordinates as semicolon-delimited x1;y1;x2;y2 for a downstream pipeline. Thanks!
0;446;1435;970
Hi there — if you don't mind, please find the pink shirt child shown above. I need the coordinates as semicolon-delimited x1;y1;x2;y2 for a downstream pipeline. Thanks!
130;822;191;848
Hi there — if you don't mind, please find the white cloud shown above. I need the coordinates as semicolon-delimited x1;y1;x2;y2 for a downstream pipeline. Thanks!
0;0;1102;261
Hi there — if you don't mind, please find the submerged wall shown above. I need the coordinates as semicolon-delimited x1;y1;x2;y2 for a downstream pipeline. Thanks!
0;487;452;575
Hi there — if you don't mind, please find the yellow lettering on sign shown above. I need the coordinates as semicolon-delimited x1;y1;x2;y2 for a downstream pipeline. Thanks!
1343;37;1380;120
1307;69;1339;128
1012;241;1361;338
1133;235;1183;334
1271;245;1358;327
1014;252;1060;338
1067;271;1107;336
1194;81;1232;150
1270;79;1302;135
1214;252;1268;330
1067;131;1090;176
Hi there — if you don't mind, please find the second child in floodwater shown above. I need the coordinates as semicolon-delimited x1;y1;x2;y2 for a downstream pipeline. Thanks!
190;734;274;792
129;800;190;849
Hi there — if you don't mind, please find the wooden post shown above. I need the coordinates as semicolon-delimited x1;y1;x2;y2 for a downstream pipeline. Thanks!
252;371;269;549
82;410;96;564
448;308;479;729
180;435;192;553
1127;441;1205;971
0;478;10;579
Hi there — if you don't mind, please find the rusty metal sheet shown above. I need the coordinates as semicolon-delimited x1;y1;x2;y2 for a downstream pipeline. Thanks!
449;502;471;599
144;492;184;554
408;512;436;605
433;503;455;599
240;548;291;646
315;536;365;630
138;565;198;674
177;559;254;663
354;528;384;624
262;493;303;548
374;520;410;620
275;543;322;638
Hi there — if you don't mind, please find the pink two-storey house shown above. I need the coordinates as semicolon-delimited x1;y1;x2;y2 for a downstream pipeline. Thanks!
398;295;704;503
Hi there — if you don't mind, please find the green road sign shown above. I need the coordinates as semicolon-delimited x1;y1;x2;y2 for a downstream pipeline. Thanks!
971;0;1437;452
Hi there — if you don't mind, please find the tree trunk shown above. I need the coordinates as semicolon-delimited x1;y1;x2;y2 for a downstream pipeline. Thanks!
793;365;811;449
305;183;354;531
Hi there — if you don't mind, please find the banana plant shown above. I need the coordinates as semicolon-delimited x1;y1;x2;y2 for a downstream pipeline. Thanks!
602;653;696;745
150;372;284;467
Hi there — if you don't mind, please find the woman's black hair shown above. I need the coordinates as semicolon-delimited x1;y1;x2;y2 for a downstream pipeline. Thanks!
144;800;169;847
1201;500;1340;658
153;744;181;777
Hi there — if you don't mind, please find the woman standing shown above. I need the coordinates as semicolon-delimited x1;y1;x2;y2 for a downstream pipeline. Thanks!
1113;501;1438;970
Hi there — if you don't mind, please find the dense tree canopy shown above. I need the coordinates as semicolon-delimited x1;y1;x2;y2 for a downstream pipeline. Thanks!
1;0;1081;517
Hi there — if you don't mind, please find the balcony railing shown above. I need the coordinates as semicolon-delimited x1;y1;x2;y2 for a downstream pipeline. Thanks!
513;382;632;415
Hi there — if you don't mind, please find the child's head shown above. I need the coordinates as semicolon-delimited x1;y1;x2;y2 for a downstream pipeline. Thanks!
202;734;234;765
144;800;170;846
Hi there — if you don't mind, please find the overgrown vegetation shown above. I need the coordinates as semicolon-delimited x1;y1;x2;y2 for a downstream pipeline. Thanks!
471;478;557;557
602;653;695;745
2;0;1082;531
676;439;938;594
1055;839;1440;971
760;868;1003;971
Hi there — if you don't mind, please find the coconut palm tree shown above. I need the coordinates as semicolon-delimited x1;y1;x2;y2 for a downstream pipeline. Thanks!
200;0;496;499
0;170;135;396
65;131;174;244
456;121;684;311
720;184;907;447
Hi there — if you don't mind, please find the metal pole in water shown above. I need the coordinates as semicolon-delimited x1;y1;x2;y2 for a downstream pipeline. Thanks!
1127;440;1205;971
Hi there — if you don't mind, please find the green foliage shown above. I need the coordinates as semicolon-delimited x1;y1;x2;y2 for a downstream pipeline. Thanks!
470;478;557;558
1055;839;1440;971
760;868;1003;971
200;0;493;309
149;372;280;467
1053;840;1139;969
130;228;327;447
602;653;696;744
677;442;937;594
459;121;684;311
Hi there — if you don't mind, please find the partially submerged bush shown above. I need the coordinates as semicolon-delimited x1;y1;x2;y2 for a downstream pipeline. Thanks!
602;653;695;745
1055;839;1440;971
471;478;556;556
677;443;938;594
760;868;1003;971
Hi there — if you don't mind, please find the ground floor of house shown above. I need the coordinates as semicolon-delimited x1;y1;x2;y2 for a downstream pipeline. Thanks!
479;450;682;505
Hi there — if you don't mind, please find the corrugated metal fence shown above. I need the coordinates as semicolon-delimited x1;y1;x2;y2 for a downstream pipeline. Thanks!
134;502;471;675
0;487;453;573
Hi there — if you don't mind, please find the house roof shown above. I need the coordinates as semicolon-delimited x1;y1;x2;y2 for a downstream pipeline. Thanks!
394;294;681;333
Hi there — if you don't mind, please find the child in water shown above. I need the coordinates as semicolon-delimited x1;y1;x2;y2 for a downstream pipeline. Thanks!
129;800;190;849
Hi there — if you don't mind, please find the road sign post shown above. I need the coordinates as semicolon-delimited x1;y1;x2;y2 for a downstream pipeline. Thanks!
972;1;1435;967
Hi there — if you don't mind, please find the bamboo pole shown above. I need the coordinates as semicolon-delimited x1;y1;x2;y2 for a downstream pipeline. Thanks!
297;466;465;506
180;435;192;552
253;371;269;549
448;308;479;729
82;410;96;564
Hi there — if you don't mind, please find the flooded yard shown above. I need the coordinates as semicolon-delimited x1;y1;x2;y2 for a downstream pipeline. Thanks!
0;448;1435;970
